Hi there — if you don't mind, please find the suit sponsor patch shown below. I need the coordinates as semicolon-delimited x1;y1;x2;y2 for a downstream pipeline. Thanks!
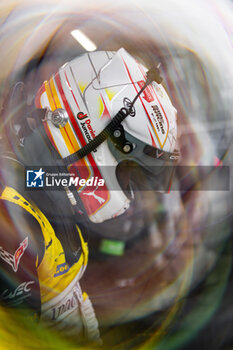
0;281;35;306
0;237;28;272
54;262;70;277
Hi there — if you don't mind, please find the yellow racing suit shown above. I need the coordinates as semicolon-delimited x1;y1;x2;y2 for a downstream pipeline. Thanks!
0;185;100;343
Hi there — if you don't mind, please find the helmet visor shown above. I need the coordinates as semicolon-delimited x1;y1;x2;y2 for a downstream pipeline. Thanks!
116;160;176;196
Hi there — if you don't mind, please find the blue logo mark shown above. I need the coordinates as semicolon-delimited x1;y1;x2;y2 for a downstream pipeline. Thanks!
54;262;70;277
26;168;45;188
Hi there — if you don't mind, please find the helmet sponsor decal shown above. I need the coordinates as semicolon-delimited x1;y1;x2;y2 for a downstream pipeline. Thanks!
80;185;109;217
0;237;28;272
82;185;105;204
151;105;165;135
80;118;97;148
77;112;88;120
138;80;154;103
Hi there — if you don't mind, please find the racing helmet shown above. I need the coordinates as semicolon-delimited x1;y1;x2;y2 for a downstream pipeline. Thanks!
35;48;178;223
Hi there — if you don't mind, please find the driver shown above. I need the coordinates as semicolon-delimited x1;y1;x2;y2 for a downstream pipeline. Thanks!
0;48;178;344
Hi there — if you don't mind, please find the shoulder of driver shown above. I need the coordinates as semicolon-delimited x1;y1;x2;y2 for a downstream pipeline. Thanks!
0;156;87;314
0;187;43;314
0;155;44;311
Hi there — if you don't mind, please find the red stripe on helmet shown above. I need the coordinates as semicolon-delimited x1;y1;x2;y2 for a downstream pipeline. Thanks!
100;94;111;120
64;71;81;110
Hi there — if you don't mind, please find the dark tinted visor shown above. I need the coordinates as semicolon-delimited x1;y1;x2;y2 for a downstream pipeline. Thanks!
116;160;176;196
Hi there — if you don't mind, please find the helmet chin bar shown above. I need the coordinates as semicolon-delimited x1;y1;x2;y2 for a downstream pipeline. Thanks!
56;67;167;167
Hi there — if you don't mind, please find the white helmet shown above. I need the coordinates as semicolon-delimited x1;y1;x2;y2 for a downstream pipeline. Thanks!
35;48;178;223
